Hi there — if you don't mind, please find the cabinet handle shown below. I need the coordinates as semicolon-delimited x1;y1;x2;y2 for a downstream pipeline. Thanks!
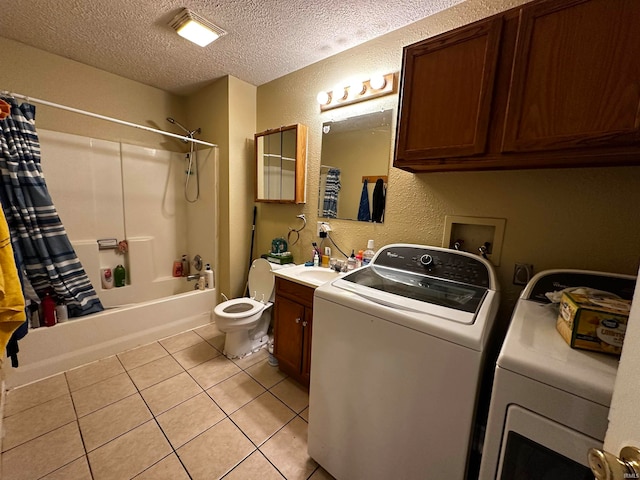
302;321;307;327
295;318;301;324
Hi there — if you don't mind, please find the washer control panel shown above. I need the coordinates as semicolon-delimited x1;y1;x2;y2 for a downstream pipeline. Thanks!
373;245;490;287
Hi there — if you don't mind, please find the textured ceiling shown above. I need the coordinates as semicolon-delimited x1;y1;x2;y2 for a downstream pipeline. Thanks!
1;0;464;95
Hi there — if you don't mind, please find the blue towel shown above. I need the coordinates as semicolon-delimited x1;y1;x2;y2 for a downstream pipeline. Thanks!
358;179;371;221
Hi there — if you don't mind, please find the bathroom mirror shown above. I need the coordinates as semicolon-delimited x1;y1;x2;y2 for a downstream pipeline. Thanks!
255;124;307;204
318;110;392;222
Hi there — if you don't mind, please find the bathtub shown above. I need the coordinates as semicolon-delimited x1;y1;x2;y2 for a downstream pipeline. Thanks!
4;287;217;388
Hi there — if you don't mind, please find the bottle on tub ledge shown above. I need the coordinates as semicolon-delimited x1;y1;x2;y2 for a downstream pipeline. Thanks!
101;267;114;289
205;264;214;289
172;260;183;277
114;264;126;288
41;291;57;327
181;254;190;277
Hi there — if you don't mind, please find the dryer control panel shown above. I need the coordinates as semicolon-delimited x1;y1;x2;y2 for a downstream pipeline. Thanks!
372;245;490;287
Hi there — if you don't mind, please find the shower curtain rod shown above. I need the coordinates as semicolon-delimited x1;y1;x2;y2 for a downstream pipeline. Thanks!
1;90;217;148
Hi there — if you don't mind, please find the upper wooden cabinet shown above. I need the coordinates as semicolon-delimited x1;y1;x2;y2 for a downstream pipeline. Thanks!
395;18;503;163
503;0;640;153
394;0;640;172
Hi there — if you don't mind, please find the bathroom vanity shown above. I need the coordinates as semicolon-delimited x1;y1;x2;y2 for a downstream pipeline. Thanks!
273;277;315;386
272;265;341;386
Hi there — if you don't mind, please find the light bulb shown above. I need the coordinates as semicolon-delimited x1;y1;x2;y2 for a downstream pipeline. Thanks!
370;74;387;91
333;84;347;101
316;91;331;105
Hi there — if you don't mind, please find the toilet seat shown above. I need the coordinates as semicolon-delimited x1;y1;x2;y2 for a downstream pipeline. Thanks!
214;297;266;320
213;259;275;320
247;258;275;303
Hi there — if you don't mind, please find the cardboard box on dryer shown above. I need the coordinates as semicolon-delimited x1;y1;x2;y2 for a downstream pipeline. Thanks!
556;291;631;356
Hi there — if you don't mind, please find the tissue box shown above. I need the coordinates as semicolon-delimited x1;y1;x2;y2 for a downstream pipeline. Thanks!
557;291;631;356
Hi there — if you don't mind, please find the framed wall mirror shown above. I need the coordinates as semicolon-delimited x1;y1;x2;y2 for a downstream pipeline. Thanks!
318;110;392;222
255;124;307;204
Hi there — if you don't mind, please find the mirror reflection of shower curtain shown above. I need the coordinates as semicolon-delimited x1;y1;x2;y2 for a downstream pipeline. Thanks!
322;168;341;218
0;96;103;318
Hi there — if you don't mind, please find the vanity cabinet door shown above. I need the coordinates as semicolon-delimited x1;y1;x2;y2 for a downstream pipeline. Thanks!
273;295;305;378
501;0;640;153
301;308;313;386
394;17;503;166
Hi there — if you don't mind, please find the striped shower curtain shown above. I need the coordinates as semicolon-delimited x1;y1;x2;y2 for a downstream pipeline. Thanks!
322;168;341;218
0;96;103;317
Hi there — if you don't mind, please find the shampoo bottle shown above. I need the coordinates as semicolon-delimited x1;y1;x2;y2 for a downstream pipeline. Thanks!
56;300;68;323
114;264;126;287
205;264;214;289
181;255;190;277
101;268;114;289
172;260;183;277
42;292;57;327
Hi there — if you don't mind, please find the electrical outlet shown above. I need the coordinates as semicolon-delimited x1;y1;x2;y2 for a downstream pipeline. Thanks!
317;221;331;237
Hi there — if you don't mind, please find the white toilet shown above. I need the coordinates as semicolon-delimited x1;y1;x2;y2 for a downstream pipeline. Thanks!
214;258;279;359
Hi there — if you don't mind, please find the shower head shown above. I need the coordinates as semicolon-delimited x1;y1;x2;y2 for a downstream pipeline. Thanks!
166;117;201;137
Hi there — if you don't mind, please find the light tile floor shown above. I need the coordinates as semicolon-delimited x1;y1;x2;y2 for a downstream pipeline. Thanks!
1;324;335;480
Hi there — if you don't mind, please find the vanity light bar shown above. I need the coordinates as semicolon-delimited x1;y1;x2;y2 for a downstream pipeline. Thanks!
317;73;397;112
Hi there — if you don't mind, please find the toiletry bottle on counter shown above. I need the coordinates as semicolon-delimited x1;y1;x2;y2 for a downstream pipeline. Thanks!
41;292;57;327
197;276;206;290
313;252;320;267
356;250;364;268
114;264;126;287
205;264;214;289
347;250;357;271
101;268;114;289
363;240;376;265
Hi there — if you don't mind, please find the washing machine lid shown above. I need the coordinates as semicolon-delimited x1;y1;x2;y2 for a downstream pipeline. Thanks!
342;265;487;314
499;269;636;407
248;258;274;302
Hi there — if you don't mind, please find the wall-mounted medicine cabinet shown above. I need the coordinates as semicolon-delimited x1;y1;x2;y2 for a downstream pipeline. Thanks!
255;124;308;204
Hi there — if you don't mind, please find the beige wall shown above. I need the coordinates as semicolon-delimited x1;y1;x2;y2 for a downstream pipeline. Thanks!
187;76;257;298
256;0;640;326
0;38;186;150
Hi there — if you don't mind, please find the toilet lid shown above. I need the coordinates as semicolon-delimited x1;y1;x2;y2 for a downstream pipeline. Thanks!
248;258;275;302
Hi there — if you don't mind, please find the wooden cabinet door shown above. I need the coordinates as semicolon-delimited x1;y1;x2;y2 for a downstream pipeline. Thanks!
502;0;640;153
395;17;503;164
273;296;304;376
301;308;313;386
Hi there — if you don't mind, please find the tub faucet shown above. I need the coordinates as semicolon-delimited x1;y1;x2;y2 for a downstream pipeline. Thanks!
186;274;201;281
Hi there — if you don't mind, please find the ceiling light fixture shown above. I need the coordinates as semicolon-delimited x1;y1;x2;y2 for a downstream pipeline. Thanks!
317;73;397;111
169;8;226;47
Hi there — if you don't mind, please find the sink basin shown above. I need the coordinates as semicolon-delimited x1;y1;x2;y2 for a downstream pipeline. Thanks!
274;265;343;288
297;268;340;284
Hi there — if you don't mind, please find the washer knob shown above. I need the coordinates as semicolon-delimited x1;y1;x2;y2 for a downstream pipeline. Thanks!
420;254;433;267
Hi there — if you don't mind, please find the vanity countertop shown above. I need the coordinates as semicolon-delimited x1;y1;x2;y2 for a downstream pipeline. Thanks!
273;264;345;289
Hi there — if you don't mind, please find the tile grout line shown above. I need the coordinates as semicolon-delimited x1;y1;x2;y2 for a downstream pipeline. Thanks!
5;328;314;480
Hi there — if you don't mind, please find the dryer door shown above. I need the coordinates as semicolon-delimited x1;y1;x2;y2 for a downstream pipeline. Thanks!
497;405;599;479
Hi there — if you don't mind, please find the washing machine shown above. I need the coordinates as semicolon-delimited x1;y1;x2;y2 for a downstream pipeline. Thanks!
478;269;636;480
308;244;500;480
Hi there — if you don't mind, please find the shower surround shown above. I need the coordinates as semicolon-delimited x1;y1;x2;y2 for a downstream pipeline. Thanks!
4;129;218;387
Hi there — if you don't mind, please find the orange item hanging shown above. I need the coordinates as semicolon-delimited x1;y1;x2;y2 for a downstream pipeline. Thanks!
0;99;10;120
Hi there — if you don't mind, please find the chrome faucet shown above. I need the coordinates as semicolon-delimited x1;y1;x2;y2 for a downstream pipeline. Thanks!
186;274;201;281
